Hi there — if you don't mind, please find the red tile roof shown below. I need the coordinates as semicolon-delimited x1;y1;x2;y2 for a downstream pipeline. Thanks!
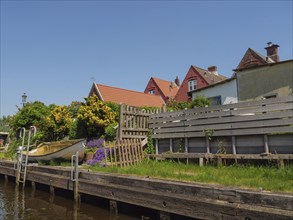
151;77;179;99
94;84;165;107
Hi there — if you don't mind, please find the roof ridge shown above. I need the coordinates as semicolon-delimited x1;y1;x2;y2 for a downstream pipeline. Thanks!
192;65;227;79
152;77;173;83
192;65;208;72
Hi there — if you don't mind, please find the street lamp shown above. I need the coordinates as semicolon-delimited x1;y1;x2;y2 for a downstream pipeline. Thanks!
22;93;27;107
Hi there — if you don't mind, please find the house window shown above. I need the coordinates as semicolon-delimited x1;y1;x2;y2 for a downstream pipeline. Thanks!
188;80;197;91
208;96;222;106
149;90;155;95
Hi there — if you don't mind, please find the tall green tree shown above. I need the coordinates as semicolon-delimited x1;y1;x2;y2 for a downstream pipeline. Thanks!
11;101;50;140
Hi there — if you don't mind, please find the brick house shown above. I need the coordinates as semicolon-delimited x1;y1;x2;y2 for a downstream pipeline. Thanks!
175;65;227;102
144;77;179;103
88;83;165;107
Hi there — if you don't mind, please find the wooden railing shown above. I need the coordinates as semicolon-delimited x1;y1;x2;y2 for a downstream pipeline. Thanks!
149;96;293;156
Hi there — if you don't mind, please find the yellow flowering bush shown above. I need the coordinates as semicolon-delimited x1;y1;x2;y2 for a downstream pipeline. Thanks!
77;95;117;137
42;106;73;141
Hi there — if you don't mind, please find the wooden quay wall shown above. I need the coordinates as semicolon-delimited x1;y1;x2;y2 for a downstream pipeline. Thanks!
0;159;292;220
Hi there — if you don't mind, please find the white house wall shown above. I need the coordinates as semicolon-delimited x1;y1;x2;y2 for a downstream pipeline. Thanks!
192;79;238;105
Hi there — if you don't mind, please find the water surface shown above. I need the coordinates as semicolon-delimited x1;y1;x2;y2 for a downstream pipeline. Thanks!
0;178;139;220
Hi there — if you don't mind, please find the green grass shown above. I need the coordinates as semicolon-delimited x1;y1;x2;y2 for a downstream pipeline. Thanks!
83;159;293;193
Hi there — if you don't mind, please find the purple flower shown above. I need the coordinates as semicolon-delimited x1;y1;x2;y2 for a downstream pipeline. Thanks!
86;138;105;148
86;147;111;166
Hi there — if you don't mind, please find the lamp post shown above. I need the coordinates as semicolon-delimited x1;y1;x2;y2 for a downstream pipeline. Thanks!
22;93;27;107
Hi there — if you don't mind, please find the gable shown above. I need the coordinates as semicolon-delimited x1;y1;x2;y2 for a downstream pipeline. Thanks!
175;66;209;102
144;77;179;102
175;66;227;102
236;48;271;70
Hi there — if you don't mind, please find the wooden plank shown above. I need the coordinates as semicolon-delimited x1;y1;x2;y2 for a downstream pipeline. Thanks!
130;139;136;165
153;118;292;134
122;134;149;139
149;97;293;123
133;139;139;164
122;128;149;132
150;110;293;129
149;98;293;122
151;103;293;125
147;153;293;160
152;126;293;139
118;105;124;140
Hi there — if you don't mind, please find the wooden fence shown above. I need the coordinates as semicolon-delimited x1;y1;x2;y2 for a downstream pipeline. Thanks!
117;105;161;140
149;96;293;157
104;139;144;167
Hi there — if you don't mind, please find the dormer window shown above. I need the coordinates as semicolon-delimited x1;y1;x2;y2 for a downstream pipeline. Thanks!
188;80;197;91
149;89;155;95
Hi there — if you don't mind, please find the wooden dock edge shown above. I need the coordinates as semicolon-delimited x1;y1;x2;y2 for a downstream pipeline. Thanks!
0;160;292;220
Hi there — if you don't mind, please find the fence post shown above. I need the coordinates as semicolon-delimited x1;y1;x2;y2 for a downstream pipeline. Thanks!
232;136;236;155
184;138;188;153
264;135;269;154
206;137;210;154
155;139;159;155
169;139;173;153
118;104;124;140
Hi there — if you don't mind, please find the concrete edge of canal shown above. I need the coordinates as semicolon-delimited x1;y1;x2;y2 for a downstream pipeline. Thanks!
0;159;292;220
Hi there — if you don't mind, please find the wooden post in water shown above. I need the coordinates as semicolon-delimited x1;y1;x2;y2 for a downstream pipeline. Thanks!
71;152;79;206
31;181;36;197
49;185;55;203
110;200;118;216
159;211;170;220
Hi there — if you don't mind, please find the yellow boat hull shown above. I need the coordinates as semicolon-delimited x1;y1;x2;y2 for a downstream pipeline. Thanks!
25;139;85;162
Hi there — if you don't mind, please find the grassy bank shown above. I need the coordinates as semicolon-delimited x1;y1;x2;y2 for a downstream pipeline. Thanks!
85;159;293;193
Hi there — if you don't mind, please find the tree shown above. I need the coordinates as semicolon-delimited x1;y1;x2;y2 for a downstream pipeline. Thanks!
11;101;50;140
77;95;117;138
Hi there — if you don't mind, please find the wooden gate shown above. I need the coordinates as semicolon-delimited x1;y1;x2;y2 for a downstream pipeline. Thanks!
104;139;144;167
117;104;161;140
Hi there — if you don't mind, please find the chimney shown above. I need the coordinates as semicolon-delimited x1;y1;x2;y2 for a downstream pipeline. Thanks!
265;42;279;62
208;66;218;75
174;76;180;86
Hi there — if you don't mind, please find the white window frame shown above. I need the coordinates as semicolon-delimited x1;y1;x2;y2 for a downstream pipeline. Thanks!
149;90;155;95
188;80;197;91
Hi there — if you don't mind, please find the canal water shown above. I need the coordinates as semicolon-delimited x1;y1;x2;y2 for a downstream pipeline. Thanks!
0;178;139;220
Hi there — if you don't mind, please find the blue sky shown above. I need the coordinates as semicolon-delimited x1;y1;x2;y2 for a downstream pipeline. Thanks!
1;0;292;117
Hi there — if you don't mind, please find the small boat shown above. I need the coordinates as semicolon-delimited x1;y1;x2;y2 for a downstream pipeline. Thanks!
25;139;85;162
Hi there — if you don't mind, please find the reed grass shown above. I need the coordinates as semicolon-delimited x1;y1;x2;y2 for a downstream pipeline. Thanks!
87;159;293;193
